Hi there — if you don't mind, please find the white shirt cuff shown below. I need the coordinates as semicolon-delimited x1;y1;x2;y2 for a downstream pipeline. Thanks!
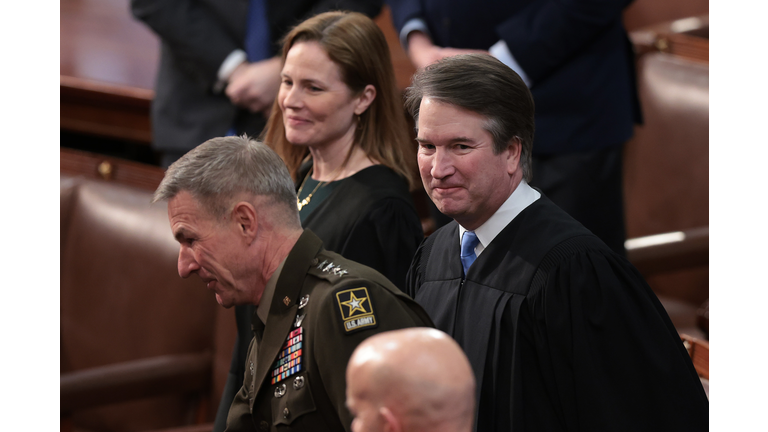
399;18;430;51
489;40;532;88
213;49;247;93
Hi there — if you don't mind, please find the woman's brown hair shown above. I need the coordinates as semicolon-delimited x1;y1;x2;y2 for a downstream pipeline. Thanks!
261;11;416;188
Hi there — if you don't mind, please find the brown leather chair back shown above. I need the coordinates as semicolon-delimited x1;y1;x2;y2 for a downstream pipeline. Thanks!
623;0;708;31
61;173;219;431
622;52;708;337
624;52;708;238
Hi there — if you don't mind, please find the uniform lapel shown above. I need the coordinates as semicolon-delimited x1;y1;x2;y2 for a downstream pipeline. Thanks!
252;230;323;402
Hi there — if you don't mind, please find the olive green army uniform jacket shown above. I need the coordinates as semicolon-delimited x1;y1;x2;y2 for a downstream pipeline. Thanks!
225;229;433;431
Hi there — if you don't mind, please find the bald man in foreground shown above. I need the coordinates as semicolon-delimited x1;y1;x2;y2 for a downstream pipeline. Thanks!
346;328;475;432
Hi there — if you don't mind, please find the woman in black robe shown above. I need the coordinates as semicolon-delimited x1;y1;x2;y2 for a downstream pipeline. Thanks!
263;11;422;289
213;12;423;430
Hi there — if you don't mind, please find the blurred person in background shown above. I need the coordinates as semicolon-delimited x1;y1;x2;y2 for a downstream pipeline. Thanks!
131;0;383;167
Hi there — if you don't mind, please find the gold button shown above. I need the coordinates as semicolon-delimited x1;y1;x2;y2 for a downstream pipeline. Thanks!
283;407;290;419
97;161;113;180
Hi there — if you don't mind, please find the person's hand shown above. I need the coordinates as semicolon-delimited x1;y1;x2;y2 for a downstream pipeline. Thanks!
226;56;282;115
407;31;490;70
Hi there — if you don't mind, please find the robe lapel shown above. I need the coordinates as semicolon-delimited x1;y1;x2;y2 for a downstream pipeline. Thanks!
425;222;463;281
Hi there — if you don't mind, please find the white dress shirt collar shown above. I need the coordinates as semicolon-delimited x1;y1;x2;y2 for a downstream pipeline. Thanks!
458;180;540;256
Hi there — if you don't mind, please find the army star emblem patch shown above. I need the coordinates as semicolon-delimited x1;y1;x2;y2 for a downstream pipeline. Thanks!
335;287;377;333
342;292;367;315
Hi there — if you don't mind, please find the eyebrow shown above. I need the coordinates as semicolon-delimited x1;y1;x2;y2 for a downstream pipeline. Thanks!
415;136;476;144
280;72;325;87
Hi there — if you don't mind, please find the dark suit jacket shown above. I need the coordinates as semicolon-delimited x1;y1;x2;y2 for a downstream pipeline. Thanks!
131;0;383;155
387;0;642;155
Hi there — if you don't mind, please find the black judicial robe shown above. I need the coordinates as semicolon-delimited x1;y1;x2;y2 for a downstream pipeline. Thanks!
406;195;708;431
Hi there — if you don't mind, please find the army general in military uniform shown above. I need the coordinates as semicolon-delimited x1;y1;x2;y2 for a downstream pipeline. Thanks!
153;135;433;431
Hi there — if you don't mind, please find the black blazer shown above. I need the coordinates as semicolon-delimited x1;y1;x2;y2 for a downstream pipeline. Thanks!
131;0;383;154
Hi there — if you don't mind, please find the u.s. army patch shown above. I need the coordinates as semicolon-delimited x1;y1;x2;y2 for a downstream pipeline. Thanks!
335;287;378;333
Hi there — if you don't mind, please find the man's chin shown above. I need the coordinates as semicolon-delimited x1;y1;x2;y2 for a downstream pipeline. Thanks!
431;199;462;220
215;293;235;309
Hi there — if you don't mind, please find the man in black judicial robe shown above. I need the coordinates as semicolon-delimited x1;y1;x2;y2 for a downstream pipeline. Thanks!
403;54;708;431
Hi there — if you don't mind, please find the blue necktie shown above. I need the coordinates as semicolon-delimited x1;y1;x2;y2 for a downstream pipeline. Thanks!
244;0;271;62
460;231;480;276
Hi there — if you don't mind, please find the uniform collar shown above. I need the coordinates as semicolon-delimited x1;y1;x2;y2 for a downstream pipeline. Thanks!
257;257;287;325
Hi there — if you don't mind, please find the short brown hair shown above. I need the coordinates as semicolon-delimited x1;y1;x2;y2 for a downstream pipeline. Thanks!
404;54;535;182
262;11;417;188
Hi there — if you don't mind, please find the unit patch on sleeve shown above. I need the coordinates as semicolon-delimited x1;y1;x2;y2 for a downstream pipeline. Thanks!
335;287;378;333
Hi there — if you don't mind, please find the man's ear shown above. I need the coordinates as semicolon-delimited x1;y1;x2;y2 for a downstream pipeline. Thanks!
380;406;402;432
231;201;259;243
506;136;523;176
354;84;377;116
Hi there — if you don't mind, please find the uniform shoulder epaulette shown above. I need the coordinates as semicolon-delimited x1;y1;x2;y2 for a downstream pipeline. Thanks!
307;257;351;280
307;256;381;334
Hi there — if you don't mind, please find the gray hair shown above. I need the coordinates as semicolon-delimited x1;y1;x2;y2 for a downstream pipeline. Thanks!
404;54;535;182
153;135;299;225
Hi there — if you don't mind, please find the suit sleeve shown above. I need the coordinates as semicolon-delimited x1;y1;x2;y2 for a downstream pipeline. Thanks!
386;0;423;34
130;0;243;88
525;248;709;430
495;0;633;84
